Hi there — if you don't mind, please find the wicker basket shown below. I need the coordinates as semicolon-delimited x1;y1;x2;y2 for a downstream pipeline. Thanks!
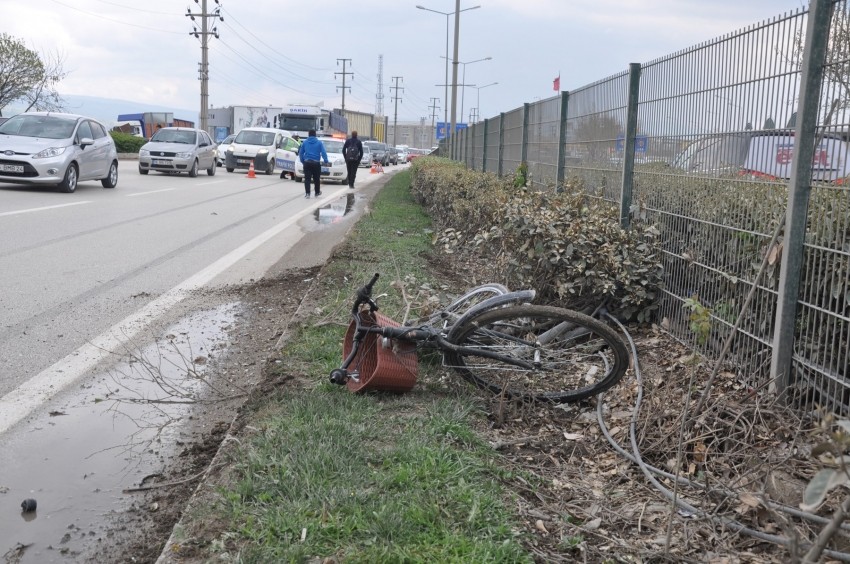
342;310;418;393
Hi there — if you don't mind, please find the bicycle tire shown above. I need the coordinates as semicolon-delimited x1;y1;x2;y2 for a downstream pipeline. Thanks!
420;284;509;329
443;304;629;403
448;290;536;333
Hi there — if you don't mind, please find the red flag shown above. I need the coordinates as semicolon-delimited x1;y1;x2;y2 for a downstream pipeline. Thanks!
553;74;560;91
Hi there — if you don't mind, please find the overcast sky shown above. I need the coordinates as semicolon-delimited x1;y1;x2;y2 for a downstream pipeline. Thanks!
3;0;808;124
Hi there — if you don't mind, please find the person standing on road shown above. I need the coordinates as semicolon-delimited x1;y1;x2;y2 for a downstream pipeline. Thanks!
342;130;363;189
298;129;329;198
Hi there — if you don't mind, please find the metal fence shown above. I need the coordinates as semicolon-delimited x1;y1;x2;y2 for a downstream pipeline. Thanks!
447;0;850;413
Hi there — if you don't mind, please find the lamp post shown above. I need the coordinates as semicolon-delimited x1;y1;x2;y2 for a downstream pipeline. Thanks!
416;3;480;147
474;82;498;122
441;56;491;125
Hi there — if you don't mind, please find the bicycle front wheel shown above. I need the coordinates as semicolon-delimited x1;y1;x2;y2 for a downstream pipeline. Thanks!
444;305;629;403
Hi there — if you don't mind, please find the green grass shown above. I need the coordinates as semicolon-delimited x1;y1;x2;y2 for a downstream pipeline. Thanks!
210;171;533;563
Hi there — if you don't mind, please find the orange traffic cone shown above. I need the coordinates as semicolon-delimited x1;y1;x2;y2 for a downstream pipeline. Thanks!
247;160;256;178
370;162;377;174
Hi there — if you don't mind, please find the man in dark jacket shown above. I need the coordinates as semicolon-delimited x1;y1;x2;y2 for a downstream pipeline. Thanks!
342;131;364;189
298;130;330;198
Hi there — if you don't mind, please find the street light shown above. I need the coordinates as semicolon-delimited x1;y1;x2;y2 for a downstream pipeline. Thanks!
474;82;498;122
441;56;491;124
416;3;481;140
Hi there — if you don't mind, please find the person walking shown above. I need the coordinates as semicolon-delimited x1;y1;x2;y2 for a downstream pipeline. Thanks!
298;129;329;198
342;130;364;189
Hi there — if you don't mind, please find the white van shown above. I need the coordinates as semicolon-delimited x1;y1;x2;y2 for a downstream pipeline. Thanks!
673;129;850;182
225;127;297;175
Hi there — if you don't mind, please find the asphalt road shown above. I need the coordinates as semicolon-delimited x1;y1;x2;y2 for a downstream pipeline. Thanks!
0;159;394;432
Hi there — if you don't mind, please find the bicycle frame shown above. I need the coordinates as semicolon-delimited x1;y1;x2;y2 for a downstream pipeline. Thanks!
331;274;538;385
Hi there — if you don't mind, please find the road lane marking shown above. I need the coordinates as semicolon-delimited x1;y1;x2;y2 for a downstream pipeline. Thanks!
195;180;228;186
126;188;175;197
0;201;92;217
0;197;318;435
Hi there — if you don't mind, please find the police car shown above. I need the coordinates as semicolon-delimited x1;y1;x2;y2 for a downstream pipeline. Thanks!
294;136;348;183
225;127;299;175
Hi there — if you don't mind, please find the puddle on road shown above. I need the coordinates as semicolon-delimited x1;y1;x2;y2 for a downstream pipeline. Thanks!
313;192;355;224
0;303;241;563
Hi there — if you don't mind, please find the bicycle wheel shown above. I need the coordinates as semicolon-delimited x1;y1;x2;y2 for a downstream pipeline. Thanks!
444;304;629;403
423;284;509;329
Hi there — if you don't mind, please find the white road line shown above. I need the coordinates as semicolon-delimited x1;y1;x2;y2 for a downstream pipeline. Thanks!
0;201;92;217
195;179;228;186
0;199;318;435
126;188;175;197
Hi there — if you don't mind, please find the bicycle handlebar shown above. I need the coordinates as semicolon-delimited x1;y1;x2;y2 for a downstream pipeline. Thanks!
353;272;380;314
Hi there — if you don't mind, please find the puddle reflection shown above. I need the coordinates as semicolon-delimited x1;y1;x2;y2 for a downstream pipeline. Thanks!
0;303;241;563
314;193;355;224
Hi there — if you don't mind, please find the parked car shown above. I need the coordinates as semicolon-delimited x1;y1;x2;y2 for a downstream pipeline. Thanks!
363;141;389;166
215;133;236;167
225;127;292;175
294;137;347;184
387;146;399;165
396;146;410;163
359;144;372;168
138;127;217;177
0;111;118;193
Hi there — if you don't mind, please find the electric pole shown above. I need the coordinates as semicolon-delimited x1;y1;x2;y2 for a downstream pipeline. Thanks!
335;58;353;111
186;0;223;133
390;76;403;148
429;97;440;147
375;55;384;117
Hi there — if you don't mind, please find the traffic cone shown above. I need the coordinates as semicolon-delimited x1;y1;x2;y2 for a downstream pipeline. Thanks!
370;162;377;174
247;160;256;178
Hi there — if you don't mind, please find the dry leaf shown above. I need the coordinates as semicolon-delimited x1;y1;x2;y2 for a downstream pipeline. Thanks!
535;519;549;534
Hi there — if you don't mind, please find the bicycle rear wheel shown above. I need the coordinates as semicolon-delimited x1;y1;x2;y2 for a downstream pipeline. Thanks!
424;283;509;329
444;304;629;403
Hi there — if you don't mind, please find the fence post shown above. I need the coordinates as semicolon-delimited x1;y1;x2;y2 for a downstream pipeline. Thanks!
464;125;470;167
620;63;641;230
482;119;489;173
498;112;506;177
556;91;570;192
521;103;529;169
770;0;832;394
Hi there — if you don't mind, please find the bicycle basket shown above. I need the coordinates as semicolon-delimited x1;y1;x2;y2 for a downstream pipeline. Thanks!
343;310;418;393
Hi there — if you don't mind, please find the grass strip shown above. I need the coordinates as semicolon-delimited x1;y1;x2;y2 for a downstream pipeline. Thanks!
213;172;533;563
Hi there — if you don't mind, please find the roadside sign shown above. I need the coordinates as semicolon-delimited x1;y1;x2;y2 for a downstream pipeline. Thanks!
436;122;468;140
615;134;648;153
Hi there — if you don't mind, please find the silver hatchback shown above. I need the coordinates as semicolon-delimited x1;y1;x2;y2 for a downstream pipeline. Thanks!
0;112;118;193
138;127;217;177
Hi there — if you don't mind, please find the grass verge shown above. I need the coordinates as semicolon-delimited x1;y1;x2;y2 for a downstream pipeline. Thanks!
204;171;533;562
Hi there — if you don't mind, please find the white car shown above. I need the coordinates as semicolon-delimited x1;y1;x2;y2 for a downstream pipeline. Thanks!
0;112;118;193
225;127;295;175
215;133;236;167
294;137;347;183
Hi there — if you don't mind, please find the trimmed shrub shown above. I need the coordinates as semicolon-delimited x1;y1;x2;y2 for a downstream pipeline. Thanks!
110;131;147;153
411;158;663;322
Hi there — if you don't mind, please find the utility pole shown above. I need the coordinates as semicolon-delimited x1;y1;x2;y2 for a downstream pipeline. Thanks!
186;0;223;133
375;55;385;117
429;97;440;146
390;76;403;147
335;58;353;111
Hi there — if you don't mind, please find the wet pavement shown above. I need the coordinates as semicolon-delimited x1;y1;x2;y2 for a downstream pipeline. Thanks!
0;303;240;563
314;192;355;224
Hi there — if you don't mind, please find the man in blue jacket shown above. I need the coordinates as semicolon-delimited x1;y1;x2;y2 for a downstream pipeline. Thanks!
299;129;330;198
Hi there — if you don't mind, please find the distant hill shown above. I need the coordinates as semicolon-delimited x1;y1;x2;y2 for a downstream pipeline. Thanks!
3;95;199;128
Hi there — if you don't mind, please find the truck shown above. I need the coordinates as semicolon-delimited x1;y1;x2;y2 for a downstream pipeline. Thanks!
207;105;282;142
114;112;195;138
273;104;330;138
